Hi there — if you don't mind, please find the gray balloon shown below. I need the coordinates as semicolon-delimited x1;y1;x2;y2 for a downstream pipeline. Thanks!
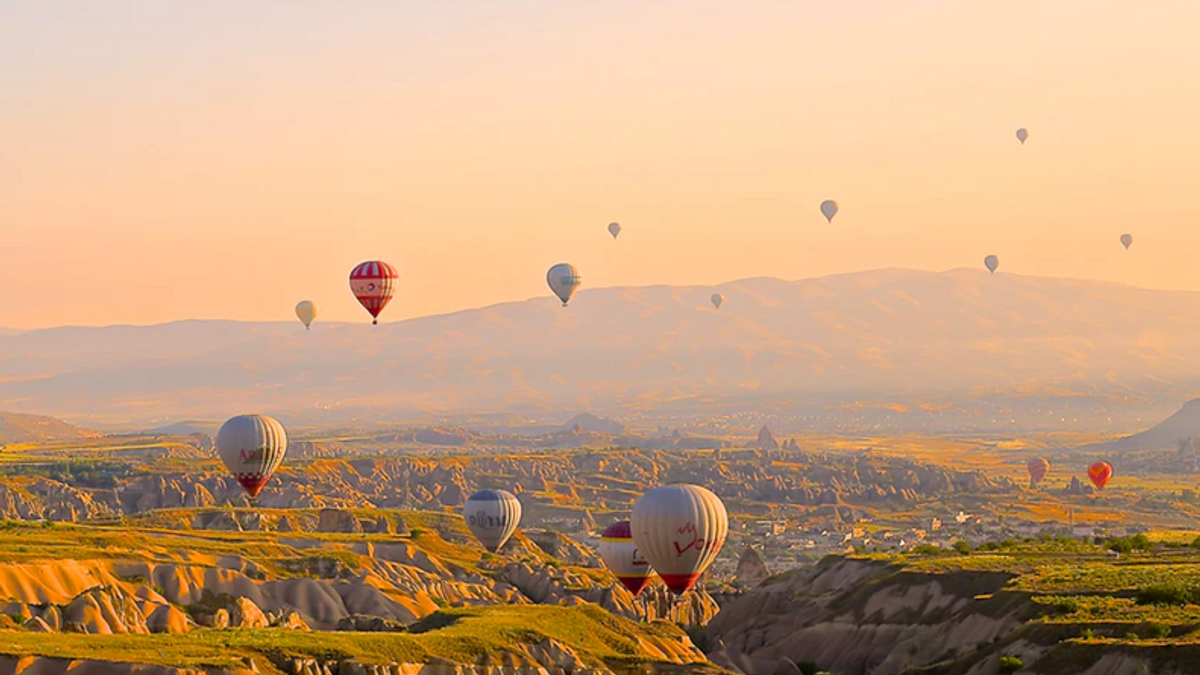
820;200;839;223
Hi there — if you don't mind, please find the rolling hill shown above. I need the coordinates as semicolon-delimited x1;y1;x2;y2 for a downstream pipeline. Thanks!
1079;398;1200;452
0;411;94;444
3;268;1200;426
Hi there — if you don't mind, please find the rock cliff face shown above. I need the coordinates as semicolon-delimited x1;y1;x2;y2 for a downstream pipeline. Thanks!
0;444;1014;524
707;558;1031;675
0;520;720;638
755;427;780;451
705;556;1200;675
733;547;769;589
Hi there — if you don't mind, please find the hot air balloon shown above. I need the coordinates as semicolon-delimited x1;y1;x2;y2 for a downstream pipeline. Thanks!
1016;128;1028;144
599;520;653;596
984;255;999;274
1088;461;1113;490
463;489;522;553
820;200;839;223
711;293;724;310
608;222;621;239
631;484;728;595
295;301;317;330
547;263;581;307
216;414;288;502
1027;457;1050;488
1121;234;1133;250
349;261;398;325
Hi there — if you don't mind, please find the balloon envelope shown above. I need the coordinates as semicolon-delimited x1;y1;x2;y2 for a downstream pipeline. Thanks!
463;489;522;553
820;200;839;223
608;222;621;239
711;293;724;309
349;261;398;325
217;414;288;500
632;484;728;595
295;301;317;329
1088;461;1113;490
1027;457;1050;486
984;255;999;274
547;263;582;307
1016;128;1028;144
1121;234;1133;250
599;520;653;596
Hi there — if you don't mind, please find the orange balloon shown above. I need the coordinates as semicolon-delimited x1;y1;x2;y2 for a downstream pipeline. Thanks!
1027;457;1050;485
1087;461;1113;490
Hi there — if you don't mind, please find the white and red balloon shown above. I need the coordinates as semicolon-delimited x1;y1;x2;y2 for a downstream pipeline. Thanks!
631;484;728;595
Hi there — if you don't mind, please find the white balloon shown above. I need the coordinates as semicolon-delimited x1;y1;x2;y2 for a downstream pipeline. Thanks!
820;200;839;223
599;520;653;596
217;414;288;501
608;222;621;239
547;263;582;307
984;254;999;274
295;301;317;329
711;293;724;309
1121;234;1133;250
1016;128;1028;144
463;489;522;553
631;484;728;595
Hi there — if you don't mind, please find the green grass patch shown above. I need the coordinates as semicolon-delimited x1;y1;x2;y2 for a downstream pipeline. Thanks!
0;604;697;670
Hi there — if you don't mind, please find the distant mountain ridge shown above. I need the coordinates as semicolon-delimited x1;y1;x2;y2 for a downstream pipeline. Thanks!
2;268;1200;426
0;412;94;444
1080;399;1200;452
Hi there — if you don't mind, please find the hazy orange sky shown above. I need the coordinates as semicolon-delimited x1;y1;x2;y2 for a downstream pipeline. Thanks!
3;1;1200;328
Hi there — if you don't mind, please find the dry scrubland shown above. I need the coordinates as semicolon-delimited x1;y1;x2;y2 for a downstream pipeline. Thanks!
0;512;713;675
0;516;1199;674
0;427;1196;673
710;534;1200;675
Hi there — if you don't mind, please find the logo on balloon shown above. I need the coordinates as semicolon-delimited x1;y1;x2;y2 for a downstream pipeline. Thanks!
468;510;509;530
632;547;648;567
672;522;723;558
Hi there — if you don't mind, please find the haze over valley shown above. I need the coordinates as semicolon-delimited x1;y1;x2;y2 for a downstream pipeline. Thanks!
5;268;1200;432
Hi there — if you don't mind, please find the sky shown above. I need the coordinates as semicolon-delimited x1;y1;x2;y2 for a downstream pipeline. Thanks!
3;1;1200;329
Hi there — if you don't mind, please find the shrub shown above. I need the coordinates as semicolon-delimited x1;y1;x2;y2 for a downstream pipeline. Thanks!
1144;622;1172;639
1136;582;1200;607
977;539;1017;552
1052;597;1080;614
998;655;1023;675
1081;628;1095;640
953;540;971;555
1107;534;1152;554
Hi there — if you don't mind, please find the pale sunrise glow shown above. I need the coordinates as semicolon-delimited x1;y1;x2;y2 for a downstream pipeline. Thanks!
3;1;1200;328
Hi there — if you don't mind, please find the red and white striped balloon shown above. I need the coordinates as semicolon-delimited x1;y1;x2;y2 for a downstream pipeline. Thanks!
599;520;653;596
349;261;398;325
